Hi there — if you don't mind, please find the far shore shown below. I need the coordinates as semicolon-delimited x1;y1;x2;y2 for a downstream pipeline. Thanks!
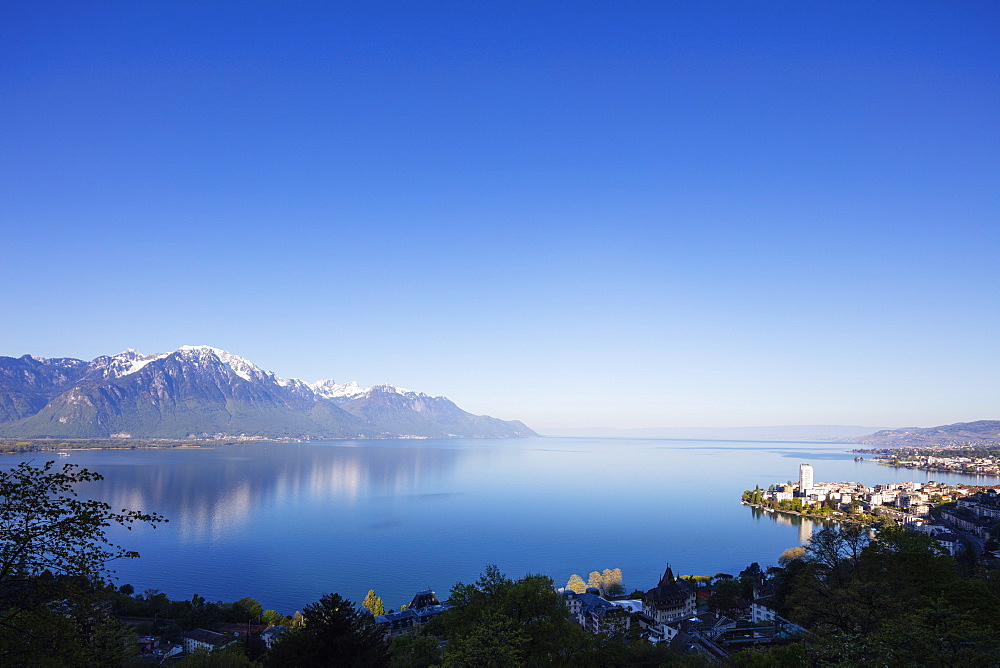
873;460;1000;479
0;437;289;455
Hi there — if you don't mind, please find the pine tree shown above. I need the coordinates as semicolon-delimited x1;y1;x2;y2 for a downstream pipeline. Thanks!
265;593;389;666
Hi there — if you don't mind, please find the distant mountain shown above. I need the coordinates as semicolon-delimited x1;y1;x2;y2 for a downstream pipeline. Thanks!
542;425;883;442
848;420;1000;448
0;346;535;440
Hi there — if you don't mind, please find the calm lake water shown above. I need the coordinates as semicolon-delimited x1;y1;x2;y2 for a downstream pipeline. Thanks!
2;437;991;614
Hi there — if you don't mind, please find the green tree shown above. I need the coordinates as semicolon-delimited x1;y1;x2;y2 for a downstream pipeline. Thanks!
264;593;389;667
390;634;440;668
443;566;590;664
0;461;164;665
0;461;165;587
362;589;385;616
779;524;1000;664
440;612;527;667
233;596;264;622
177;593;223;630
261;609;286;626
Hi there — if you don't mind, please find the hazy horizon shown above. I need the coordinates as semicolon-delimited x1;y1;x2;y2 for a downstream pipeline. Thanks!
3;2;997;430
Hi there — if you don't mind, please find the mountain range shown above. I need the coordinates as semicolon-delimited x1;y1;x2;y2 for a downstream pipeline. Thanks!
847;420;1000;448
0;346;536;440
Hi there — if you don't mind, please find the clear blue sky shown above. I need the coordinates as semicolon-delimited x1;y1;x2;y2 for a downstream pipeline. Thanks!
3;1;997;431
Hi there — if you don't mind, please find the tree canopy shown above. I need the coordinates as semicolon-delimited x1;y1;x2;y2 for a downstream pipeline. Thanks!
0;460;165;664
265;593;389;667
434;565;697;666
0;461;165;587
362;589;386;617
565;573;587;594
739;524;1000;666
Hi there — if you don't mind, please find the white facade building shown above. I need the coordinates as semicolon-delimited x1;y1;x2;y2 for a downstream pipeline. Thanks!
799;463;814;495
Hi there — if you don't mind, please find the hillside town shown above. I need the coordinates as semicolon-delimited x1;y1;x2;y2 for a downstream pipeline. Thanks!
132;566;807;663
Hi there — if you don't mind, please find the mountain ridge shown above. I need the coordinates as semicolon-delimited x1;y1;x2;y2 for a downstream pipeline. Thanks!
0;346;535;440
848;420;1000;448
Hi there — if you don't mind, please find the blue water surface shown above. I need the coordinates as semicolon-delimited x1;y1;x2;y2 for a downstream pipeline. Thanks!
2;437;989;614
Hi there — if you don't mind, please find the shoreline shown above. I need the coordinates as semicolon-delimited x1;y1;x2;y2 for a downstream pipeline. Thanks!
0;438;278;455
873;460;1000;479
741;501;870;527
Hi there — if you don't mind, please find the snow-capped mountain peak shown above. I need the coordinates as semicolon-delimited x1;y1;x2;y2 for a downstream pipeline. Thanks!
92;349;169;379
308;379;367;400
371;383;417;396
0;346;537;439
174;345;264;382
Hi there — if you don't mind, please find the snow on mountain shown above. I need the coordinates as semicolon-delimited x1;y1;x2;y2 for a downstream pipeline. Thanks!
0;345;538;439
90;349;169;379
277;377;312;391
86;346;426;401
309;379;368;400
308;380;419;401
174;345;266;382
87;345;274;383
370;383;419;396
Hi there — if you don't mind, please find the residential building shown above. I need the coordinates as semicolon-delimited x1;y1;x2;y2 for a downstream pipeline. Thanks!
260;626;287;650
181;629;234;654
374;588;453;638
643;566;696;624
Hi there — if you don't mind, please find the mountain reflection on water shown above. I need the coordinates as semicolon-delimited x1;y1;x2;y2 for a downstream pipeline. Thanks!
94;443;466;542
1;438;990;614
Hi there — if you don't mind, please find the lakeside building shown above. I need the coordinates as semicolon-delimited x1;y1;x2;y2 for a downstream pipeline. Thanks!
762;463;961;518
180;628;235;654
565;591;639;635
798;464;813;496
374;588;453;638
643;565;697;625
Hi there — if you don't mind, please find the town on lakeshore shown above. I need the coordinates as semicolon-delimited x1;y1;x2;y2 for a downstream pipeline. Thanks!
743;463;1000;556
863;449;1000;477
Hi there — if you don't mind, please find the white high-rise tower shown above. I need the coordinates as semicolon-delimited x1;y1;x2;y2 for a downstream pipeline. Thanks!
799;463;814;495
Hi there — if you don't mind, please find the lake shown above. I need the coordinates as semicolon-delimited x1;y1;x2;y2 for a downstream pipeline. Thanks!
1;437;990;614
